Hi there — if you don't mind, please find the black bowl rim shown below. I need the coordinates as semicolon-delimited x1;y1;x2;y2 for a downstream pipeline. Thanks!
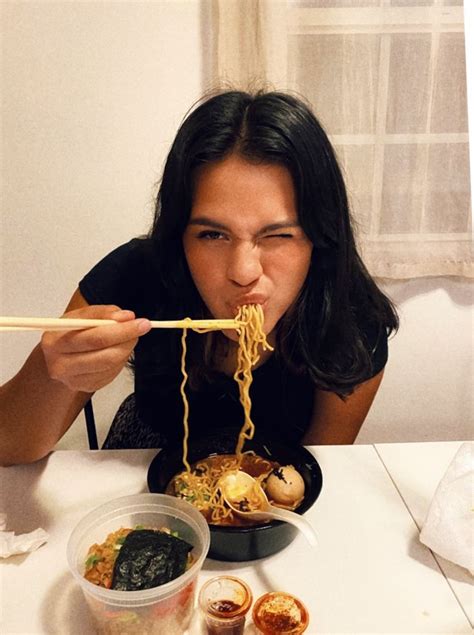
147;438;323;532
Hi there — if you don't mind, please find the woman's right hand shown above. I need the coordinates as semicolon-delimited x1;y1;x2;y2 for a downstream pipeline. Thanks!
41;305;151;393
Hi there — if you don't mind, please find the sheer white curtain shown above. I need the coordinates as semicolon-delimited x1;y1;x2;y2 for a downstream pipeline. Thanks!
212;0;472;279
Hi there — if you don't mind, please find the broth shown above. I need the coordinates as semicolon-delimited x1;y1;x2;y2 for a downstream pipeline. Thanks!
166;453;281;527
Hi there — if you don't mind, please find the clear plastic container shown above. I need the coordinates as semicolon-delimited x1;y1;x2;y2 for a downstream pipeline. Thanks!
198;576;253;635
252;592;309;634
67;493;210;634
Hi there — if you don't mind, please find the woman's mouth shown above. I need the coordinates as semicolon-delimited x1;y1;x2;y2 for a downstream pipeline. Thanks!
229;295;268;316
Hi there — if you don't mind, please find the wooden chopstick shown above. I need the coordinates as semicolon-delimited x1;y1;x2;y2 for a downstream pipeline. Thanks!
0;316;241;332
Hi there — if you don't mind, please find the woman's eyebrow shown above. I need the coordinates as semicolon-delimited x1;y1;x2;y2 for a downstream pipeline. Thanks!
258;222;300;234
187;217;228;230
187;217;300;234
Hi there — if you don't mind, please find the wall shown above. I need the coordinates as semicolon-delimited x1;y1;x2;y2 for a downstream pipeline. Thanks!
357;277;473;444
1;2;472;450
0;0;210;449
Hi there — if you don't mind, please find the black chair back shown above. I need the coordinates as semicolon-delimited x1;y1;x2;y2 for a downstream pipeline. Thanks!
84;399;98;450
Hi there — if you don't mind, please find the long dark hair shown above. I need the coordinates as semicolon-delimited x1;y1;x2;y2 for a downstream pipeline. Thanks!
144;90;398;397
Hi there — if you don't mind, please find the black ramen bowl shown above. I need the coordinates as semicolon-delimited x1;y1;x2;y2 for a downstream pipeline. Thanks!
147;430;323;562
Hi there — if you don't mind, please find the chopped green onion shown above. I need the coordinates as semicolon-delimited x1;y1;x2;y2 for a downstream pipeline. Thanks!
85;554;102;568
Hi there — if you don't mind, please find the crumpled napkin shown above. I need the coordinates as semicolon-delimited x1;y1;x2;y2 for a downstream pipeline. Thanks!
419;442;473;575
0;513;48;558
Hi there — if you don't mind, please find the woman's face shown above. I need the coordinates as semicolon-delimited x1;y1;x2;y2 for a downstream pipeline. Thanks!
183;153;313;342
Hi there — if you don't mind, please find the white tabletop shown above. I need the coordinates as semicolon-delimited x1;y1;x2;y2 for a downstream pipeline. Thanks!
375;441;473;627
0;444;472;635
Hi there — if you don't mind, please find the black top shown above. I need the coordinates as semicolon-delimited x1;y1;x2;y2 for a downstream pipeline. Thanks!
79;238;388;447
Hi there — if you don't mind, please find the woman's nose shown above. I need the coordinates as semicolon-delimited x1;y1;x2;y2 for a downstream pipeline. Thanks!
227;243;263;286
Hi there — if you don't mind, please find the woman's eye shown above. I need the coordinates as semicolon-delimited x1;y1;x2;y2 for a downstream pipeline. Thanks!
197;230;225;240
265;233;294;240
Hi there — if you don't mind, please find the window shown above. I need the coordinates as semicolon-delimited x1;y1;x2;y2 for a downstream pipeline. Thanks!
214;0;472;277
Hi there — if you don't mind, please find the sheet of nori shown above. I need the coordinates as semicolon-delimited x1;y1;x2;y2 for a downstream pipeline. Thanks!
111;529;193;591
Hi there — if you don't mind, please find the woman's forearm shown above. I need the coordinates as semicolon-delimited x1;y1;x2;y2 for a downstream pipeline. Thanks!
302;370;384;445
0;344;90;466
0;292;152;466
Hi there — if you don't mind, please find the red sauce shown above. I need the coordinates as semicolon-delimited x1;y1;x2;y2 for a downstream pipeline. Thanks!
205;601;246;635
252;592;309;634
258;611;300;631
210;600;241;613
200;576;252;635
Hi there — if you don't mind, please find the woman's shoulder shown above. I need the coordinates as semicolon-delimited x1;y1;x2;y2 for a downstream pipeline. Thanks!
98;236;154;264
79;237;160;315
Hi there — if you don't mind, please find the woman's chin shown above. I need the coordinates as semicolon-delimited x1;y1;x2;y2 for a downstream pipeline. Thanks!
222;328;239;342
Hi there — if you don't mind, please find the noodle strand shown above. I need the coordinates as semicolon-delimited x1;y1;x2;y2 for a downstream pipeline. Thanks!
176;305;274;521
234;305;273;456
179;322;192;472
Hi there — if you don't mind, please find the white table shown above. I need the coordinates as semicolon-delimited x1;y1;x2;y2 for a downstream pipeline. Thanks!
375;442;473;627
0;443;472;635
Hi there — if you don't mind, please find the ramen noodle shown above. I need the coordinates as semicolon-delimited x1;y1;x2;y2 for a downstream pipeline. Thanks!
179;304;272;471
168;304;305;526
233;304;273;455
166;453;277;525
166;453;305;526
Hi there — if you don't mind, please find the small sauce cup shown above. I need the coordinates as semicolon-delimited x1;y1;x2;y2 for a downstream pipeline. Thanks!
198;576;253;635
252;591;309;634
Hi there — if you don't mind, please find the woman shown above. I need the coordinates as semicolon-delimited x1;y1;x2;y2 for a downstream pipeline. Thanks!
0;90;398;466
